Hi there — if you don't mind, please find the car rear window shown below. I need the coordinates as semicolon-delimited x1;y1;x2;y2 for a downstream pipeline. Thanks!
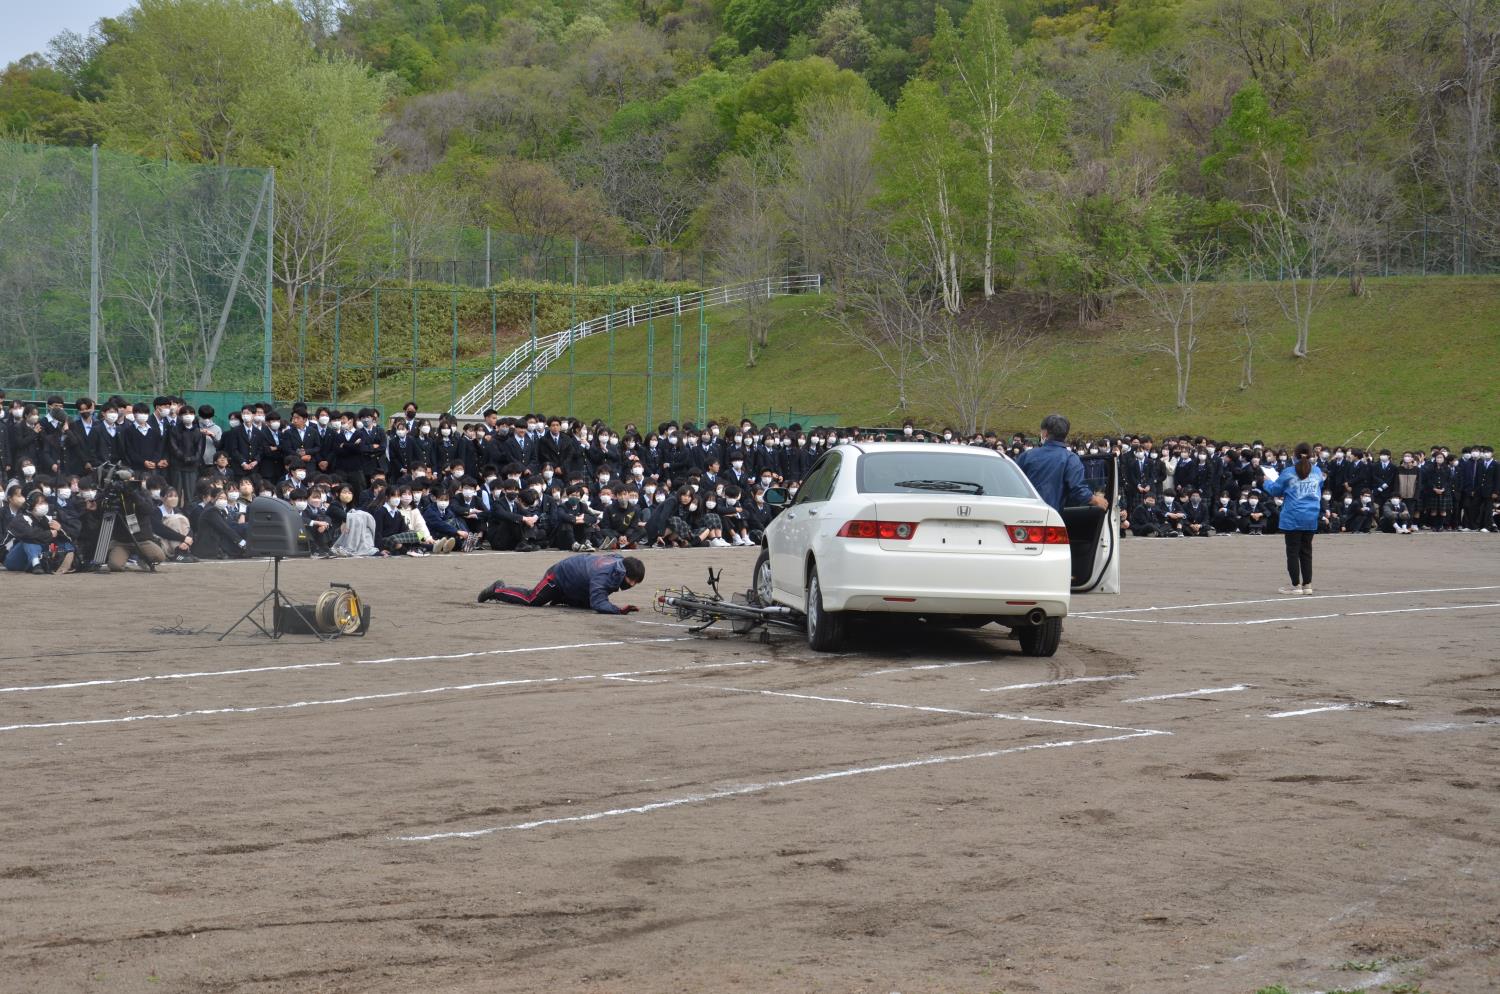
856;450;1034;498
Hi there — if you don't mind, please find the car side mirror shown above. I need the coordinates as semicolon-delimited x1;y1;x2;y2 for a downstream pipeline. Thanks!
763;487;788;506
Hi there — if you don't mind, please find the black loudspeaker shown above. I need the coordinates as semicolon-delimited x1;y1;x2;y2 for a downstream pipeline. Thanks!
246;496;307;558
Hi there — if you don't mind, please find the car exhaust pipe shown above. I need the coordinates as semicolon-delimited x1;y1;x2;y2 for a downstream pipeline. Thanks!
1025;608;1047;626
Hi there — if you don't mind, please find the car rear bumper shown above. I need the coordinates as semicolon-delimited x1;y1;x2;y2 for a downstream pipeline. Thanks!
814;544;1071;618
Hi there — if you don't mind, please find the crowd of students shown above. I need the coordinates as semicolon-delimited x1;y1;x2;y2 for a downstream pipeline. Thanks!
2;388;1496;574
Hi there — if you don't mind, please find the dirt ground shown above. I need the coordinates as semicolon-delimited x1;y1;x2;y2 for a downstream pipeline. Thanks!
1;534;1497;994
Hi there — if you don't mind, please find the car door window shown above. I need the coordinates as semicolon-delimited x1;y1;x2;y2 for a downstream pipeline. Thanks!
793;452;841;505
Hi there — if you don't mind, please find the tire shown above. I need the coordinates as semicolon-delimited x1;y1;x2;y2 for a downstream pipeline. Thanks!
750;547;774;607
805;565;846;652
1017;617;1063;657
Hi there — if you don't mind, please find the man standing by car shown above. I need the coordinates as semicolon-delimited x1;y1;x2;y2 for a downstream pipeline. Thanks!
1017;414;1108;514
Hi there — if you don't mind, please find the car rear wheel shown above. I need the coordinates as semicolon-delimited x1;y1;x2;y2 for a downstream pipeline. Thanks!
750;547;774;607
805;566;846;652
1017;617;1062;657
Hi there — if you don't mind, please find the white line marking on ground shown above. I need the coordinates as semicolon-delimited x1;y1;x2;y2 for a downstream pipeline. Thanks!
1266;700;1405;718
1079;614;1342;626
979;675;1135;693
1078;601;1500;626
1346;601;1500;618
396;730;1165;840
0;658;775;734
688;683;1161;734
1072;584;1500;617
0;638;697;697
861;660;991;677
1122;684;1250;703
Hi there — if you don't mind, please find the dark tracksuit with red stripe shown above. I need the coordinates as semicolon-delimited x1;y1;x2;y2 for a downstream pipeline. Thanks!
484;553;630;614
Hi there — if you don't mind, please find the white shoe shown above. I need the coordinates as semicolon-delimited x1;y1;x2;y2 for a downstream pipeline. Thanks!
1277;586;1301;595
1301;585;1313;595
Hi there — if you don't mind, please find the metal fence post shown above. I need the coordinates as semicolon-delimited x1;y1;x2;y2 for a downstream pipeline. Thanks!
263;167;275;397
607;293;616;424
696;293;708;426
450;289;459;412
671;311;682;424
372;287;381;408
528;292;538;414
332;286;341;404
89;144;100;400
298;282;309;401
410;287;420;405
489;290;498;411
645;316;655;428
568;290;577;416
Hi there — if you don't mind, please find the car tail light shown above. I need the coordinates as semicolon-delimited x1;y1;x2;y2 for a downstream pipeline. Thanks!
837;519;918;540
1005;524;1069;545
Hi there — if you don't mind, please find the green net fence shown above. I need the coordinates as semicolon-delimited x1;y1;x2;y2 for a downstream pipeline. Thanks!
0;139;271;398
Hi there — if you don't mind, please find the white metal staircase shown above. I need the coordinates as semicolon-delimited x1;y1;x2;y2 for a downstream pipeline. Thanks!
453;274;822;415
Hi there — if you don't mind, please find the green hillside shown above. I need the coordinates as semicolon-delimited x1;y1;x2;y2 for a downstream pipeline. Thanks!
517;276;1500;451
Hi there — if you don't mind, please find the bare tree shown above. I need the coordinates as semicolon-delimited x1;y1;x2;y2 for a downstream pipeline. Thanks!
781;95;880;301
1227;278;1266;390
710;145;784;367
919;314;1036;434
1118;242;1217;409
1429;0;1500;270
588;128;704;249
830;227;934;413
1248;190;1341;358
1315;162;1402;296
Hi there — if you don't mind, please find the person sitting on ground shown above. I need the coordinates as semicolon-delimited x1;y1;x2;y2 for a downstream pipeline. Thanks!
477;553;645;614
4;490;75;574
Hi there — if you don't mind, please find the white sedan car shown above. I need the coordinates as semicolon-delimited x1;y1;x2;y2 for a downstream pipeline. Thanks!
752;442;1084;656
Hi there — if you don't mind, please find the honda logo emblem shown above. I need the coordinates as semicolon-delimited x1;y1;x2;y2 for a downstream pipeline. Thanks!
957;505;972;517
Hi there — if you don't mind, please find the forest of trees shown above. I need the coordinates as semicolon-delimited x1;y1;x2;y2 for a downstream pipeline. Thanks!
1;0;1497;400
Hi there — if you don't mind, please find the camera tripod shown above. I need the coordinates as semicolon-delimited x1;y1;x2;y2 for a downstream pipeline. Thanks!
88;507;158;572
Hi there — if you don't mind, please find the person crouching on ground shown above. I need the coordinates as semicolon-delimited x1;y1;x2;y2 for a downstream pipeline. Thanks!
477;553;645;615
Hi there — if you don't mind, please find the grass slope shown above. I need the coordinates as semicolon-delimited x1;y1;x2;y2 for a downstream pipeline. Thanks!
512;276;1499;451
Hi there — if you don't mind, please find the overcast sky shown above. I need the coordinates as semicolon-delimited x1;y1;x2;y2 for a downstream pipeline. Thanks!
2;0;127;68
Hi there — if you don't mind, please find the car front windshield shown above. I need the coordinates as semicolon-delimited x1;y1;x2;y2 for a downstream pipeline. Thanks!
856;450;1033;499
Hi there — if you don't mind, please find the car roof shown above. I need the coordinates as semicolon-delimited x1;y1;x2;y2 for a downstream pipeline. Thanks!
837;441;1010;458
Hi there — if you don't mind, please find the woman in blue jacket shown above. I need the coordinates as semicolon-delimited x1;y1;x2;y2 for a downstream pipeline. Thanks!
1263;441;1323;595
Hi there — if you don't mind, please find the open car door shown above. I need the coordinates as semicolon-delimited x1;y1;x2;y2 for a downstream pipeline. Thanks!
1060;455;1121;595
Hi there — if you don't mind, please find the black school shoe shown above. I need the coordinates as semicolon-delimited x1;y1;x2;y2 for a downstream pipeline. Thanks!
477;581;503;603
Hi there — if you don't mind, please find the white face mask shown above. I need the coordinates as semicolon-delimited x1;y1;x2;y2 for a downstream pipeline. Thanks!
80;490;96;501
436;500;449;511
387;497;401;509
215;499;230;511
268;421;281;431
182;414;195;425
632;467;644;477
22;466;35;477
599;496;613;506
419;425;430;434
104;412;119;424
293;470;306;480
253;414;265;425
293;500;308;511
149;490;161;500
318;415;330;426
399;495;412;506
396;429;408;438
57;488;71;501
33;504;49;517
441;427;451;436
135;413;150;424
732;461;743;469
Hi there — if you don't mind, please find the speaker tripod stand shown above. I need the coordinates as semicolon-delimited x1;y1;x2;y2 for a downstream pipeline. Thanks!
218;556;330;641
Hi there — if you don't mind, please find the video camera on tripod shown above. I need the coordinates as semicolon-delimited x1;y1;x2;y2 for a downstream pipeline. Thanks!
84;462;160;571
